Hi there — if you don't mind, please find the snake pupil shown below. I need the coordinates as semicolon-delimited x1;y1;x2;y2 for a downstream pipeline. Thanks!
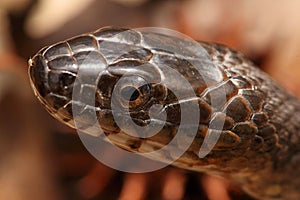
121;86;140;101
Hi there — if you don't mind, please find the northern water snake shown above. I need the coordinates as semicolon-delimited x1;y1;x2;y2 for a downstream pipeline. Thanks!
28;27;300;200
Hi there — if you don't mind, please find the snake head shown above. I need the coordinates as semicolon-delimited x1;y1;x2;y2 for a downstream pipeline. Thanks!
28;27;218;132
28;27;271;173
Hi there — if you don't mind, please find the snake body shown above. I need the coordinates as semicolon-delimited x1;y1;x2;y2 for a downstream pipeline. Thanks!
28;27;300;200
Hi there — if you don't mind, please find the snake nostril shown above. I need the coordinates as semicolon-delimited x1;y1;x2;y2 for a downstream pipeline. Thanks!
48;71;76;98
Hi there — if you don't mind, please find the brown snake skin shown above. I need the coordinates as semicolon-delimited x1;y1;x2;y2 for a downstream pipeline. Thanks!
28;27;300;200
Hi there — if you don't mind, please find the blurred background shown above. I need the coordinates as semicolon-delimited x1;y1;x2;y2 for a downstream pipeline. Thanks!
1;0;300;199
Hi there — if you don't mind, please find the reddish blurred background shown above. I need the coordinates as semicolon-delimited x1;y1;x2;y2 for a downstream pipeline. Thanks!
0;0;299;199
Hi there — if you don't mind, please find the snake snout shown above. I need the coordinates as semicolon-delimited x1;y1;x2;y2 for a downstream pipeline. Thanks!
28;52;78;126
28;55;50;99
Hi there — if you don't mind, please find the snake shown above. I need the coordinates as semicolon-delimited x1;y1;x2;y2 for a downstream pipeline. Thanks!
28;27;300;200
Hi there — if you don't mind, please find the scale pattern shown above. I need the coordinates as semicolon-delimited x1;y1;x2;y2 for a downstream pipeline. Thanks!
29;27;300;200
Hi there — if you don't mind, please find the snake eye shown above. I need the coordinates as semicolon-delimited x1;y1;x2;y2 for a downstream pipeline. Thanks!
120;86;140;101
114;76;151;109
